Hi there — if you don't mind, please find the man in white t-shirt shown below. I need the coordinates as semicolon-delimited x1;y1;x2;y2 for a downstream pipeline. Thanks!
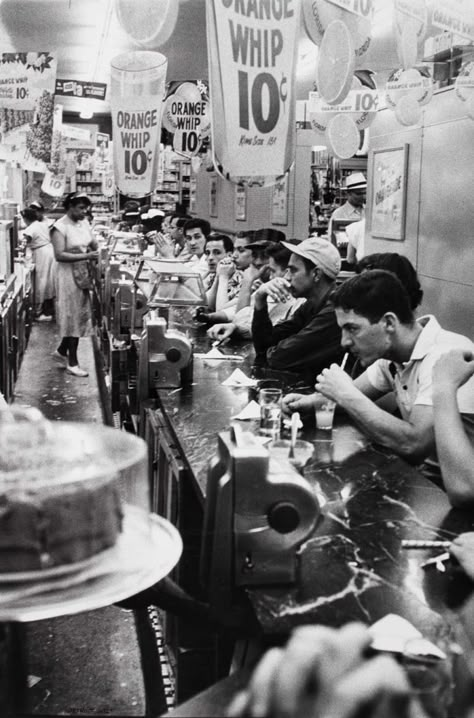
284;270;474;480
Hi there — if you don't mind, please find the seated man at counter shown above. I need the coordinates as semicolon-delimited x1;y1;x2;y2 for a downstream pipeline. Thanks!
207;243;304;341
181;217;211;267
285;270;474;475
195;229;273;326
204;232;239;310
433;349;474;506
252;237;343;383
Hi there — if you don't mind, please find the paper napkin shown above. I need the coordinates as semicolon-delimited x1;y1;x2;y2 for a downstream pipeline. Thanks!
232;400;261;421
369;614;447;659
221;369;256;387
194;347;244;361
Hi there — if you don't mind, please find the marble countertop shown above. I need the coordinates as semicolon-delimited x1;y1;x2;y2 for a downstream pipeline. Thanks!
156;324;474;687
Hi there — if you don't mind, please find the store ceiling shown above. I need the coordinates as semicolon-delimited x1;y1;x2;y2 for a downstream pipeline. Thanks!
0;0;450;115
0;0;208;113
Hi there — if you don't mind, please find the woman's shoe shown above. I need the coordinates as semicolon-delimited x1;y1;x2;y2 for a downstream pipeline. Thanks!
52;350;68;368
66;364;88;377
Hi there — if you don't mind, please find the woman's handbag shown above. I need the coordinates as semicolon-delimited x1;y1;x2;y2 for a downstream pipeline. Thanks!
69;247;93;290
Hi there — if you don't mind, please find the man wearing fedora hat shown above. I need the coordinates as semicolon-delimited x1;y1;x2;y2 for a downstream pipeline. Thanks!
328;172;367;249
252;237;344;382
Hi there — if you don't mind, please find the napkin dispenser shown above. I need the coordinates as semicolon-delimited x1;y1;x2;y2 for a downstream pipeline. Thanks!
201;427;319;611
137;312;193;398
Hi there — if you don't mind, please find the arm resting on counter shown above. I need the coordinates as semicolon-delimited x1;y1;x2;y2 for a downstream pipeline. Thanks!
316;368;436;463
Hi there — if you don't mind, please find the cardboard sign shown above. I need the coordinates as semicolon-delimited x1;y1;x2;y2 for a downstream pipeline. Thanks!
42;170;66;197
206;0;300;183
0;51;57;172
55;79;107;100
309;89;379;113
431;1;474;41
327;0;373;19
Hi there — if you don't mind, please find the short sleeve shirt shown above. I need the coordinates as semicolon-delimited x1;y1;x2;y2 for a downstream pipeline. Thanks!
364;315;474;419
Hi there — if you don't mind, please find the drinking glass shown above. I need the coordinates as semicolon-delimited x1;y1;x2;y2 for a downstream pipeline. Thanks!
313;391;336;431
259;388;282;440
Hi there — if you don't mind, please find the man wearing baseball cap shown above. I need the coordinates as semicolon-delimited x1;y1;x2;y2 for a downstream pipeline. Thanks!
328;172;367;248
252;237;343;382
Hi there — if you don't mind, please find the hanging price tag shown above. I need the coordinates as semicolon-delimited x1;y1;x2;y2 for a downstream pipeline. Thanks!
327;0;373;19
41;170;66;197
310;89;378;114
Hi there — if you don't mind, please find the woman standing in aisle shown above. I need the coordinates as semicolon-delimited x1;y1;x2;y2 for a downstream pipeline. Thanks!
50;192;98;377
20;207;56;321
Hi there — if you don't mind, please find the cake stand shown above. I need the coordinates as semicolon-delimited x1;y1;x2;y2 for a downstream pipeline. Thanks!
0;506;182;716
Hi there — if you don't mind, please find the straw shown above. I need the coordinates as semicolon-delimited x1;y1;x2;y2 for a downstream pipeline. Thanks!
340;353;349;371
401;540;451;549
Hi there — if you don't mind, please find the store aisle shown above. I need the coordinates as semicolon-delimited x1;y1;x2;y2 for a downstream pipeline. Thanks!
12;322;146;716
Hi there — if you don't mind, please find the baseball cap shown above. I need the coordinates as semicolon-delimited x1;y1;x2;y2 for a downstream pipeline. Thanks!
344;172;367;191
281;237;341;280
29;200;44;211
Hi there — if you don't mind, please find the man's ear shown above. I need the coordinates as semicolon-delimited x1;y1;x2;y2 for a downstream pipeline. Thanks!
382;312;398;333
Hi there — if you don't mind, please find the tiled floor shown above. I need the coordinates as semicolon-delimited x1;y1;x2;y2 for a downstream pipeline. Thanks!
12;321;146;716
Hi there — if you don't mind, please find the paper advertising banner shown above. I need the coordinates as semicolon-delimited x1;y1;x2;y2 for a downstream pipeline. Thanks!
206;0;300;184
0;52;57;172
42;102;66;196
110;51;168;197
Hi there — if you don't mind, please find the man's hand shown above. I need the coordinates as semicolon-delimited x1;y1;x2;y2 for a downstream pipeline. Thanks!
207;323;235;341
217;258;236;279
227;623;425;718
255;277;292;304
282;393;315;416
152;232;175;258
316;364;359;404
450;533;474;581
433;349;474;392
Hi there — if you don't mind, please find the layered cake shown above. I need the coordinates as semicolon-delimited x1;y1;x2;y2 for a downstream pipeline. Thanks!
0;407;147;574
0;481;123;572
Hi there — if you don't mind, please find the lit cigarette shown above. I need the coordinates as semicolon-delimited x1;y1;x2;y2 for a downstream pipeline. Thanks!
340;353;349;371
401;540;451;549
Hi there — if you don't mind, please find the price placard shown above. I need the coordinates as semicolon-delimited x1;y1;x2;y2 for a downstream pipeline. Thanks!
309;89;378;113
431;0;474;40
41;170;66;197
327;0;373;19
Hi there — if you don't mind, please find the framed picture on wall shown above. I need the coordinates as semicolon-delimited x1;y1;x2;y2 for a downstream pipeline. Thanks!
209;175;218;217
271;174;288;225
234;185;246;221
371;144;409;240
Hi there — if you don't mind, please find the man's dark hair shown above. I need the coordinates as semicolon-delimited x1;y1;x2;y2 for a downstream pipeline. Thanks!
357;253;423;310
265;243;292;269
331;269;415;324
206;233;234;254
183;217;211;237
172;214;191;230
